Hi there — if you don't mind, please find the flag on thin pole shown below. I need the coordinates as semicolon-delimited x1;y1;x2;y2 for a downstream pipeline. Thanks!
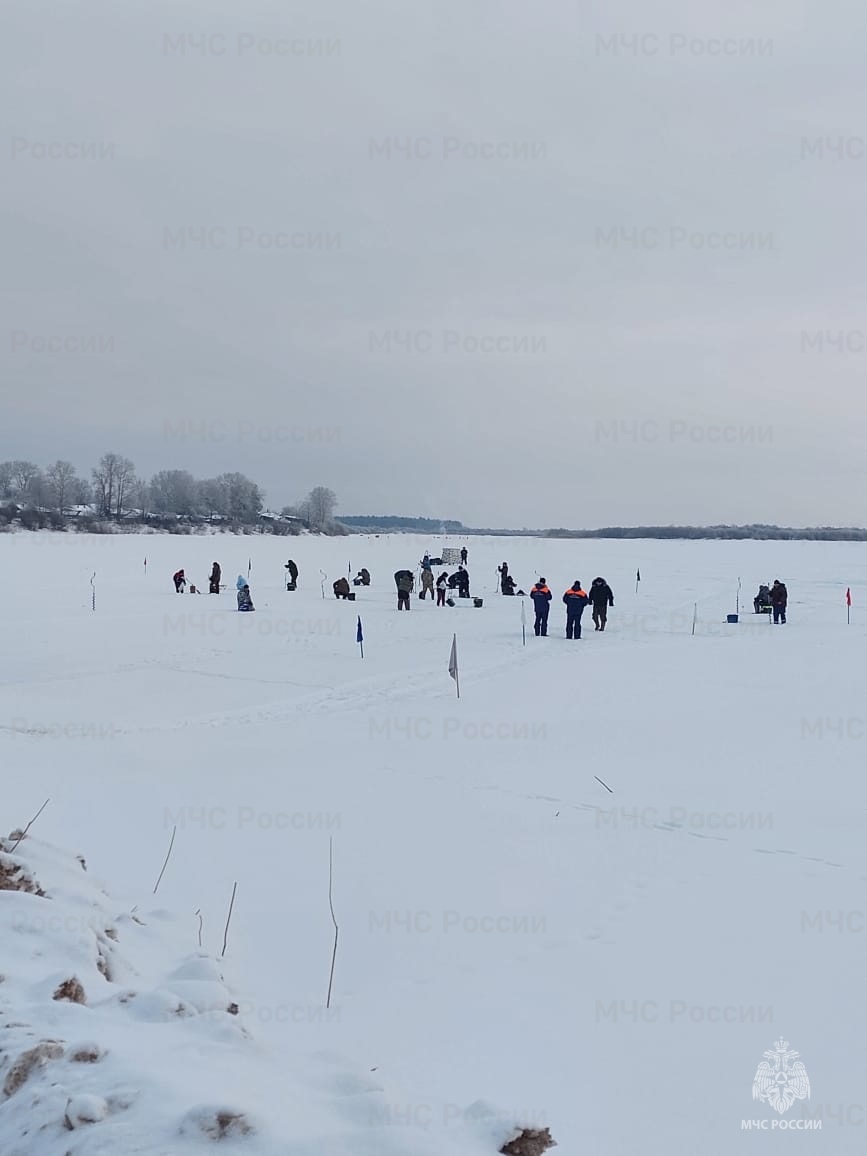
521;598;526;647
356;615;364;658
846;587;852;625
635;568;640;594
144;556;147;572
448;633;460;698
90;572;96;612
247;558;251;579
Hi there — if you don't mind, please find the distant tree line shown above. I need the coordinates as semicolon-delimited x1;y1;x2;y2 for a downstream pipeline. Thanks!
0;455;346;535
341;515;465;532
544;524;867;541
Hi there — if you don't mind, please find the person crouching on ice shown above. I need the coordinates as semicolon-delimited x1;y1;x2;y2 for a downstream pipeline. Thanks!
237;584;254;611
173;569;186;593
333;577;351;599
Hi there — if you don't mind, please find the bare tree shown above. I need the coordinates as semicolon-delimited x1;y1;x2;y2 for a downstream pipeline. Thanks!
92;453;135;518
150;469;199;515
45;460;78;515
113;457;136;518
306;486;337;529
10;460;41;501
0;461;13;499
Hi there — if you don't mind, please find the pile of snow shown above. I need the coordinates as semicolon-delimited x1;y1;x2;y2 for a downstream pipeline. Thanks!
0;829;553;1155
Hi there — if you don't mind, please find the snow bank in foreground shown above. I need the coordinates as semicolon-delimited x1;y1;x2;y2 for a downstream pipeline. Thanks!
0;830;555;1156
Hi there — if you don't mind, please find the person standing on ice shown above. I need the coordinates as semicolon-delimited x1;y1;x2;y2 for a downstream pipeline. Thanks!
173;569;186;593
209;562;222;594
460;546;468;565
563;580;589;639
436;571;448;606
420;567;435;599
394;569;414;610
589;577;614;631
530;578;552;636
770;579;788;624
285;559;299;590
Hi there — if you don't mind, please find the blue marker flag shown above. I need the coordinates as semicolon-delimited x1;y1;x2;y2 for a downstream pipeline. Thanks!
356;616;363;643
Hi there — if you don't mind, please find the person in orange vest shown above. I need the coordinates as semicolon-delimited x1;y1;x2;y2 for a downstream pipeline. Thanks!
563;580;590;639
530;578;552;636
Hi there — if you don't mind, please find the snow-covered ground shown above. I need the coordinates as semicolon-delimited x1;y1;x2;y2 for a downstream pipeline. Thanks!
1;531;865;1153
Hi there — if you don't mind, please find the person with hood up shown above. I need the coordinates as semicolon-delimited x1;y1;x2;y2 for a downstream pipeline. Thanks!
436;570;449;606
333;577;351;599
173;569;186;593
530;578;552;636
209;562;222;594
236;574;247;591
394;569;414;610
770;579;788;624
420;566;435;599
284;559;298;590
237;584;254;611
589;576;614;631
563;580;590;639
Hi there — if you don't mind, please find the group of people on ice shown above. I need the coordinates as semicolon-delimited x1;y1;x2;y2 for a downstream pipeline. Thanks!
529;577;614;638
753;580;788;623
393;553;474;609
172;564;254;610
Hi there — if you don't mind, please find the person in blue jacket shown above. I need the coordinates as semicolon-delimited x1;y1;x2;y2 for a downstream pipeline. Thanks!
563;580;590;639
530;578;552;636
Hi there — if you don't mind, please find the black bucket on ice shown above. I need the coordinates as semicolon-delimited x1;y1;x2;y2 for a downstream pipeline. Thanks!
726;613;739;623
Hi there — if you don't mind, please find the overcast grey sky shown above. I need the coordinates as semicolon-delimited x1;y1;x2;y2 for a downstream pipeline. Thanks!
2;0;865;527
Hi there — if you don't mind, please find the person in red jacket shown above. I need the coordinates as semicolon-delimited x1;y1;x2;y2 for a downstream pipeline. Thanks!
563;581;589;639
173;568;186;593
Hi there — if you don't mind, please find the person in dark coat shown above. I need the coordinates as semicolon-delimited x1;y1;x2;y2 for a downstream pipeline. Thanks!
563;581;590;639
770;579;787;624
436;571;448;606
333;577;351;599
284;559;298;590
754;584;772;614
498;562;509;592
209;562;222;594
237;584;254;611
455;565;470;598
530;579;552;636
589;577;614;631
394;569;414;610
460;547;468;565
501;572;516;595
173;569;186;593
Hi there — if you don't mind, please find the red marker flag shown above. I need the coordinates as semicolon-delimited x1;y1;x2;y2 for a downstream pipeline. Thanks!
846;587;852;606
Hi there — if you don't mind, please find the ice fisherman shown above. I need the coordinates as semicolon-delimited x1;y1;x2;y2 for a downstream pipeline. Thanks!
173;569;186;593
770;579;788;624
237;584;254;611
209;562;222;594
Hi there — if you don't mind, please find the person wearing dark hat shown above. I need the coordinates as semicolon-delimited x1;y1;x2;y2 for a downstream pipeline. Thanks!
284;559;299;590
589;576;614;631
530;578;552;636
563;580;590;639
770;579;787;624
209;562;222;594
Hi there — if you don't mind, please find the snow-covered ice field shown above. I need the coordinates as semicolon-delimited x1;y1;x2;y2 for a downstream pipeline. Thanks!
2;530;865;1153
